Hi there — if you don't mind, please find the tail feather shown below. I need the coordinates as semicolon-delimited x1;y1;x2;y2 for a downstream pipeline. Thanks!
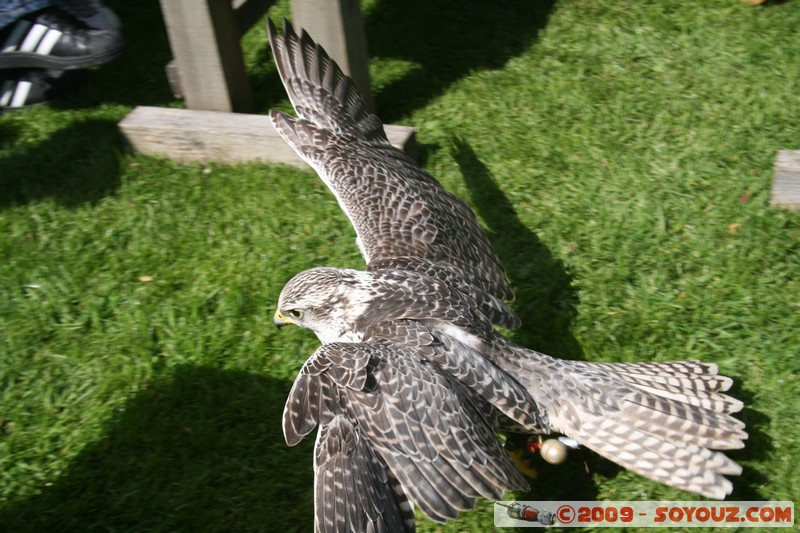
588;360;743;413
498;345;747;499
581;420;739;499
618;380;743;414
614;391;746;450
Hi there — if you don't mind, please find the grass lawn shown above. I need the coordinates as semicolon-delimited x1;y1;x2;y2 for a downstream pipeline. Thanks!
2;0;799;531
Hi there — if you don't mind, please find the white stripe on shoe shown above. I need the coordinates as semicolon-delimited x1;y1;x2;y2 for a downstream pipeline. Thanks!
0;80;13;106
35;29;63;55
2;20;32;52
10;81;33;107
19;23;49;53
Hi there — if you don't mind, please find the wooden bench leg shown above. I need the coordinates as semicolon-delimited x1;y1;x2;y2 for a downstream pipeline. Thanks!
159;0;255;113
124;1;419;166
289;0;374;112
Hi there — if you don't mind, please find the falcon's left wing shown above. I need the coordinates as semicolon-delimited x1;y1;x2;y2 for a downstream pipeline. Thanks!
313;416;415;533
283;341;528;525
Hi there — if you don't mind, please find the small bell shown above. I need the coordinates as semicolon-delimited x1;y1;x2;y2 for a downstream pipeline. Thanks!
540;438;568;465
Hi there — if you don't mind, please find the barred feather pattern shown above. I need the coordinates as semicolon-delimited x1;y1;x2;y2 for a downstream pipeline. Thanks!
278;265;748;502
268;16;749;531
268;18;388;143
490;343;747;499
283;341;528;525
588;360;744;414
313;416;415;532
351;268;748;499
268;18;519;330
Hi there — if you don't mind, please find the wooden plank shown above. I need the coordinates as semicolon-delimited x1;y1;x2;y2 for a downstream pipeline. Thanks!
771;150;800;210
119;106;417;167
289;0;374;111
159;0;254;113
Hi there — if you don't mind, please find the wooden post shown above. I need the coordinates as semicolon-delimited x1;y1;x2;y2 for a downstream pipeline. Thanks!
771;150;800;210
289;0;374;112
159;0;255;113
125;0;418;166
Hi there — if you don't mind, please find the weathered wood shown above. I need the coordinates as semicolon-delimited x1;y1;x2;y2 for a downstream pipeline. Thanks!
771;150;800;210
149;1;393;166
119;106;417;167
159;0;254;113
162;1;273;103
165;60;183;99
289;0;374;111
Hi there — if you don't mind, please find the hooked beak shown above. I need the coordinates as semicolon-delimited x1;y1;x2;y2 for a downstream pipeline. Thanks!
273;309;293;329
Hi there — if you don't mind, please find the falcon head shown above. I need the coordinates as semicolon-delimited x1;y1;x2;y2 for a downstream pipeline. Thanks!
274;267;375;343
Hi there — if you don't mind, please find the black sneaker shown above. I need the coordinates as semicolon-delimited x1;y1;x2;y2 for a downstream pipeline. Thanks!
0;69;88;111
59;0;121;31
0;7;124;70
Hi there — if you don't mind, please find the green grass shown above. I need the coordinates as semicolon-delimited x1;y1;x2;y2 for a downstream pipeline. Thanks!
2;0;799;531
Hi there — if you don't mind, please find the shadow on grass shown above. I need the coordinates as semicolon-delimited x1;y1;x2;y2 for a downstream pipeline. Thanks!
0;117;20;146
453;141;767;502
452;138;583;360
725;384;773;501
0;365;314;533
252;1;557;119
0;118;124;208
451;139;613;500
366;0;557;122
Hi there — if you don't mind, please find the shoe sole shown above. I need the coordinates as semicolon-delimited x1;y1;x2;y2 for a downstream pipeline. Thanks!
0;45;124;70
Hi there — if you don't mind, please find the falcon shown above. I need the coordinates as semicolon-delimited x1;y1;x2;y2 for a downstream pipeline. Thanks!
266;19;747;532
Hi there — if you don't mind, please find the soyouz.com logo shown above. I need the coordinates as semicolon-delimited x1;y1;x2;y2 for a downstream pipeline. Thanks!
494;501;794;527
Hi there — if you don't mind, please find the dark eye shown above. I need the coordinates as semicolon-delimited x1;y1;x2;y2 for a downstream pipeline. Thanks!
288;309;303;319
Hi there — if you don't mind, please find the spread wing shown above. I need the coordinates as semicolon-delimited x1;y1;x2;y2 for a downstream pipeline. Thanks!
313;416;415;533
267;19;519;329
283;341;528;524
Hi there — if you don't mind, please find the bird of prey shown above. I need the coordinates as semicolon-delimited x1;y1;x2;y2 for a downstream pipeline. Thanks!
267;18;747;532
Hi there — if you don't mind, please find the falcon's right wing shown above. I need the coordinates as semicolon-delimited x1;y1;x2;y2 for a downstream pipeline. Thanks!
267;19;519;329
